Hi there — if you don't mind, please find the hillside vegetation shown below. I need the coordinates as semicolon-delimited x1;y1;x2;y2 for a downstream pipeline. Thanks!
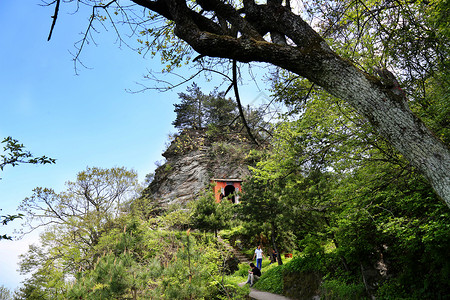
12;2;450;295
12;75;450;299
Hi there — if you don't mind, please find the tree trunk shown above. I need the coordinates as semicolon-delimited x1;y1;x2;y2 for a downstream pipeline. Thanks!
270;221;283;265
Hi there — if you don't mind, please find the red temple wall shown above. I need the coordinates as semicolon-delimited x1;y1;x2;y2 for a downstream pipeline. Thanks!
211;180;242;202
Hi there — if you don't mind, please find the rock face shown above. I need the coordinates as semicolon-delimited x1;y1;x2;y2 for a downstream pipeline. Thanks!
142;129;253;206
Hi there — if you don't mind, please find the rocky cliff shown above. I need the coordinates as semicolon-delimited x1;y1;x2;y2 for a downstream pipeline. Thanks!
141;129;256;206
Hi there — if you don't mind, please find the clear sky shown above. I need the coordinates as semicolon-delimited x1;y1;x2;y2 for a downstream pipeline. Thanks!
0;0;270;291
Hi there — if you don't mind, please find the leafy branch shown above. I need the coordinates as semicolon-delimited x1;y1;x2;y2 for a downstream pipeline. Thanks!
1;136;56;177
1;212;24;240
1;136;56;240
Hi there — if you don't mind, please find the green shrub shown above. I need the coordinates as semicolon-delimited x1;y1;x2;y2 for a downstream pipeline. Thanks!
159;205;191;230
210;277;250;300
234;262;252;278
219;225;245;241
375;278;411;300
284;256;323;274
260;258;272;270
320;280;368;300
253;265;285;294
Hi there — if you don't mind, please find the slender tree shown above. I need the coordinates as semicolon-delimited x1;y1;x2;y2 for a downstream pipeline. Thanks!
17;166;140;291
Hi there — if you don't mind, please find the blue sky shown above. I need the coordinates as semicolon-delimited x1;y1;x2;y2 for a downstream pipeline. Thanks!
0;0;270;291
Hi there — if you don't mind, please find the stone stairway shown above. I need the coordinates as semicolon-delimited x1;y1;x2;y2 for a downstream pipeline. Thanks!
217;236;251;264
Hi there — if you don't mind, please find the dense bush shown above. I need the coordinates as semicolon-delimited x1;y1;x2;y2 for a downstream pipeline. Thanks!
320;280;368;300
253;264;285;294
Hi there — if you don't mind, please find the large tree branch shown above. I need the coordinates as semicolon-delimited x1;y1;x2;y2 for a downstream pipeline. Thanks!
129;0;450;206
196;0;264;39
45;0;448;204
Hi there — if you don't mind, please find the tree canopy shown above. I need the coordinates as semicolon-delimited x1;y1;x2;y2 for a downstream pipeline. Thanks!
241;79;450;297
48;0;449;205
14;82;450;298
12;1;450;294
172;83;238;130
17;166;140;290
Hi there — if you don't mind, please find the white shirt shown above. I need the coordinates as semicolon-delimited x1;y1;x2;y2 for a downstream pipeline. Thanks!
255;248;263;259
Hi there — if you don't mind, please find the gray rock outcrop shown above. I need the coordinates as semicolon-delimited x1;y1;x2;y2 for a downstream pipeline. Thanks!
142;129;253;206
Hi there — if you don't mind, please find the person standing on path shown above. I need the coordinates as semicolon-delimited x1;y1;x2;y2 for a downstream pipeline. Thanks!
252;245;264;270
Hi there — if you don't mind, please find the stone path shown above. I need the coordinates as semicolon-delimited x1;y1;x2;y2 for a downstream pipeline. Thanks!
249;288;293;300
237;282;293;300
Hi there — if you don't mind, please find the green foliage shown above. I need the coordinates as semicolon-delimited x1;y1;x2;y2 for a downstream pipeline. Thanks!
18;166;139;233
238;175;297;256
219;225;247;249
143;230;229;299
0;136;56;174
219;225;245;241
170;130;206;155
171;83;268;147
284;256;325;276
253;264;285;294
67;252;149;299
211;277;250;300
298;234;325;258
1;136;55;240
416;70;450;145
16;167;140;296
254;47;450;298
157;252;210;299
374;278;414;300
0;285;12;300
374;197;450;298
67;217;153;299
320;280;367;300
190;189;234;236
172;83;237;131
233;262;253;278
1;212;23;240
32;0;449;297
1;213;23;226
13;273;53;300
128;194;164;221
63;217;237;299
159;204;191;230
136;19;192;72
210;141;246;163
310;0;449;92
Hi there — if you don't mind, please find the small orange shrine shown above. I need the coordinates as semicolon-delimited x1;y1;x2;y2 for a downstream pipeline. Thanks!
210;178;242;204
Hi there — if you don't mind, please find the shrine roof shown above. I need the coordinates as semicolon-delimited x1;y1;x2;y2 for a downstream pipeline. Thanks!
210;178;243;182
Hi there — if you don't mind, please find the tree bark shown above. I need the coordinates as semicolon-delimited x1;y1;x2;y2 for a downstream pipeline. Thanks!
132;0;450;206
270;221;283;265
